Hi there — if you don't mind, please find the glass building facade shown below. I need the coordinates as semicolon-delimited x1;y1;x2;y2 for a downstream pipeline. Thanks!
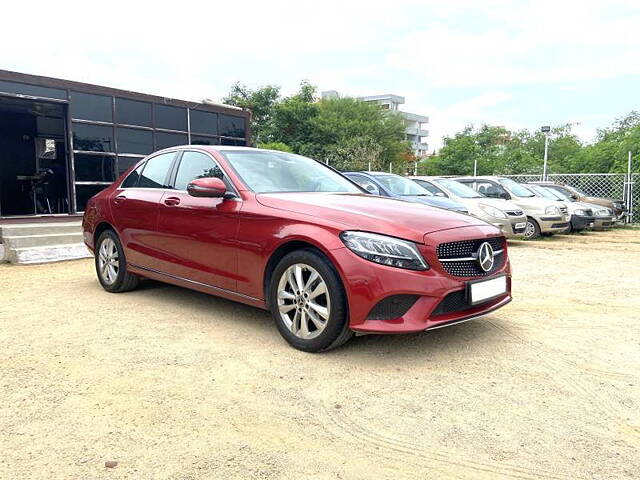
0;69;249;216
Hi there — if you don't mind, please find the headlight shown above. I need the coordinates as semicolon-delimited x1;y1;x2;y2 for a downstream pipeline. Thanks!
340;231;428;270
574;209;587;216
595;208;612;216
479;203;507;219
545;206;560;215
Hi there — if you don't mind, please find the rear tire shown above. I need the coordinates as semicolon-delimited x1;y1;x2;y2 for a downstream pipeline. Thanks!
523;217;541;240
268;249;353;352
95;230;140;293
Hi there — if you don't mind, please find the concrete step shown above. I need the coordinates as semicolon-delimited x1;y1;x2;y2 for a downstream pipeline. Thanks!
0;221;82;237
2;232;84;249
7;243;92;264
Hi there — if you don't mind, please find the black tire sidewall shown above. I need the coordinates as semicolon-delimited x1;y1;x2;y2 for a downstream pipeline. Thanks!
95;230;129;292
268;249;349;352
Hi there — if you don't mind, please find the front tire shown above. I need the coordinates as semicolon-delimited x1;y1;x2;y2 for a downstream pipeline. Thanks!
523;217;541;240
95;230;140;293
268;249;353;352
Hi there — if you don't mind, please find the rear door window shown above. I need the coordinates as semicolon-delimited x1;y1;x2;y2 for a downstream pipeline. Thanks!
138;152;175;188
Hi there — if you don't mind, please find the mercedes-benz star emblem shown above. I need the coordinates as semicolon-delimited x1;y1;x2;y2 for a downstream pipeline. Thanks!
477;242;495;272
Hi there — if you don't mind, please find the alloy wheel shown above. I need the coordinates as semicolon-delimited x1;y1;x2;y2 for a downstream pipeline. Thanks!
277;263;331;340
524;221;536;239
98;237;119;285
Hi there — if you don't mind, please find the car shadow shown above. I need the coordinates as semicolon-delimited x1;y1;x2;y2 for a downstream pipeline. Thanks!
115;278;505;360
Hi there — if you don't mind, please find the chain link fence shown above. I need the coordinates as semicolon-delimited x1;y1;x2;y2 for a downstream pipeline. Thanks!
502;173;638;224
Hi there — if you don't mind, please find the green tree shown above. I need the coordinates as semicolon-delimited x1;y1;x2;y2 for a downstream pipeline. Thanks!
222;82;281;144
257;141;293;153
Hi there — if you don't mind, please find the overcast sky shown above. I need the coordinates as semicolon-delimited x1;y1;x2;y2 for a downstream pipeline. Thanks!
2;0;639;151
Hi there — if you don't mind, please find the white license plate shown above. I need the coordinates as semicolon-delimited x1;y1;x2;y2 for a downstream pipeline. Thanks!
469;276;507;305
515;222;526;229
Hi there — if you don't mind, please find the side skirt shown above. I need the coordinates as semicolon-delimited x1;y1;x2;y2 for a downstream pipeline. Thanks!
128;263;267;310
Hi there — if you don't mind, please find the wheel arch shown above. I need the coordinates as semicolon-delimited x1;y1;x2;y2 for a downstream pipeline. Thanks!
94;221;117;246
263;238;343;308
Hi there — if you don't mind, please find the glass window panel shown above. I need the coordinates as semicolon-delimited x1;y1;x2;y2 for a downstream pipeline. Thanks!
70;91;112;122
174;151;222;191
115;97;152;126
190;135;219;146
117;156;142;176
72;123;114;152
220;137;245;146
0;80;66;100
73;153;116;182
138;152;175;188
75;184;109;211
117;127;153;155
155;131;188;150
219;115;246;138
190;110;218;135
155;104;187;131
121;164;143;188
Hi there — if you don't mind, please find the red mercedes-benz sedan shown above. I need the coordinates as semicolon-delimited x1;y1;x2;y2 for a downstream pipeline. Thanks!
82;146;511;351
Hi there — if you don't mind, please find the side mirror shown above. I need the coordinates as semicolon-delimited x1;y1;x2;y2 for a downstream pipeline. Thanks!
501;191;510;200
365;184;377;193
570;194;578;200
187;177;227;198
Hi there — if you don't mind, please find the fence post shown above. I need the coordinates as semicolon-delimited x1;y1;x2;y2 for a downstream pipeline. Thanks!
389;162;392;173
627;151;634;224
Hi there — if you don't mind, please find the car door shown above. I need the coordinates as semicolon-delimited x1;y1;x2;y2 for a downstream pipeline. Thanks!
155;150;241;291
111;151;176;268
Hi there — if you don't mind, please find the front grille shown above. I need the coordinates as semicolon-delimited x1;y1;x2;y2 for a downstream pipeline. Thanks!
437;237;506;278
505;209;524;216
366;294;419;320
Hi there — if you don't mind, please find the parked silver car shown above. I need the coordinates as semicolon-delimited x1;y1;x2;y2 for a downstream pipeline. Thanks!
410;176;527;238
525;184;595;232
455;176;570;239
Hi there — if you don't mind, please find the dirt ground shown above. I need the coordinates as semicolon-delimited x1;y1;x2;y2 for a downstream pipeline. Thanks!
1;228;639;480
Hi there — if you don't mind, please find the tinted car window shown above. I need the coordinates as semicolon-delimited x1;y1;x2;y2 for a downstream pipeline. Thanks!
174;151;222;191
373;174;432;196
413;180;444;196
121;164;144;188
138;152;175;188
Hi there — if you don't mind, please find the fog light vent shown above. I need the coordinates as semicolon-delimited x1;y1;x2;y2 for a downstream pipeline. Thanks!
366;295;419;320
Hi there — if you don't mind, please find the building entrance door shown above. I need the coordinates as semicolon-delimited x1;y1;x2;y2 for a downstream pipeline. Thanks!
0;97;69;217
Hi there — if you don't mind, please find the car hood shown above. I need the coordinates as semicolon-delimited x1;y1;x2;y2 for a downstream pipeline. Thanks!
509;195;557;211
401;195;468;212
256;192;488;243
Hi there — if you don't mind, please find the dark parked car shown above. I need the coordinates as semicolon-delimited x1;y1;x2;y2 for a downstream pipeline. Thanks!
83;147;511;352
343;171;469;214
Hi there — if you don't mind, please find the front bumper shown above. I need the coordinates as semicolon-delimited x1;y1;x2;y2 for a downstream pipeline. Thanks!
490;216;527;238
570;214;595;231
332;224;512;334
537;215;570;233
593;216;614;230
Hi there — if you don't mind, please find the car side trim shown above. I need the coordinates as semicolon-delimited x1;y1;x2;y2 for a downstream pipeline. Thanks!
129;263;262;303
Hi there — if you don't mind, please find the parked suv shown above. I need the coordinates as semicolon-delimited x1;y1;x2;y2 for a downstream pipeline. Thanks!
525;184;595;232
83;147;512;352
409;176;527;239
456;176;570;239
528;181;626;223
343;171;468;213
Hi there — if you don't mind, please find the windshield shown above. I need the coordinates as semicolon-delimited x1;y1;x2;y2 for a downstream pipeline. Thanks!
564;184;587;196
221;150;362;194
497;178;535;197
435;178;482;198
547;186;574;201
372;174;433;196
529;185;561;201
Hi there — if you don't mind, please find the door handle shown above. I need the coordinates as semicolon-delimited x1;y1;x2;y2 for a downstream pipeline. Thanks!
164;196;181;206
114;195;126;205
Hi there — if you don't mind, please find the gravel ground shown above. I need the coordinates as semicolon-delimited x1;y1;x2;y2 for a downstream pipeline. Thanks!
1;228;639;479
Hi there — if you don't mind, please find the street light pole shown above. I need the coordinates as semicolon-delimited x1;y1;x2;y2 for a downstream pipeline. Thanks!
541;126;551;181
